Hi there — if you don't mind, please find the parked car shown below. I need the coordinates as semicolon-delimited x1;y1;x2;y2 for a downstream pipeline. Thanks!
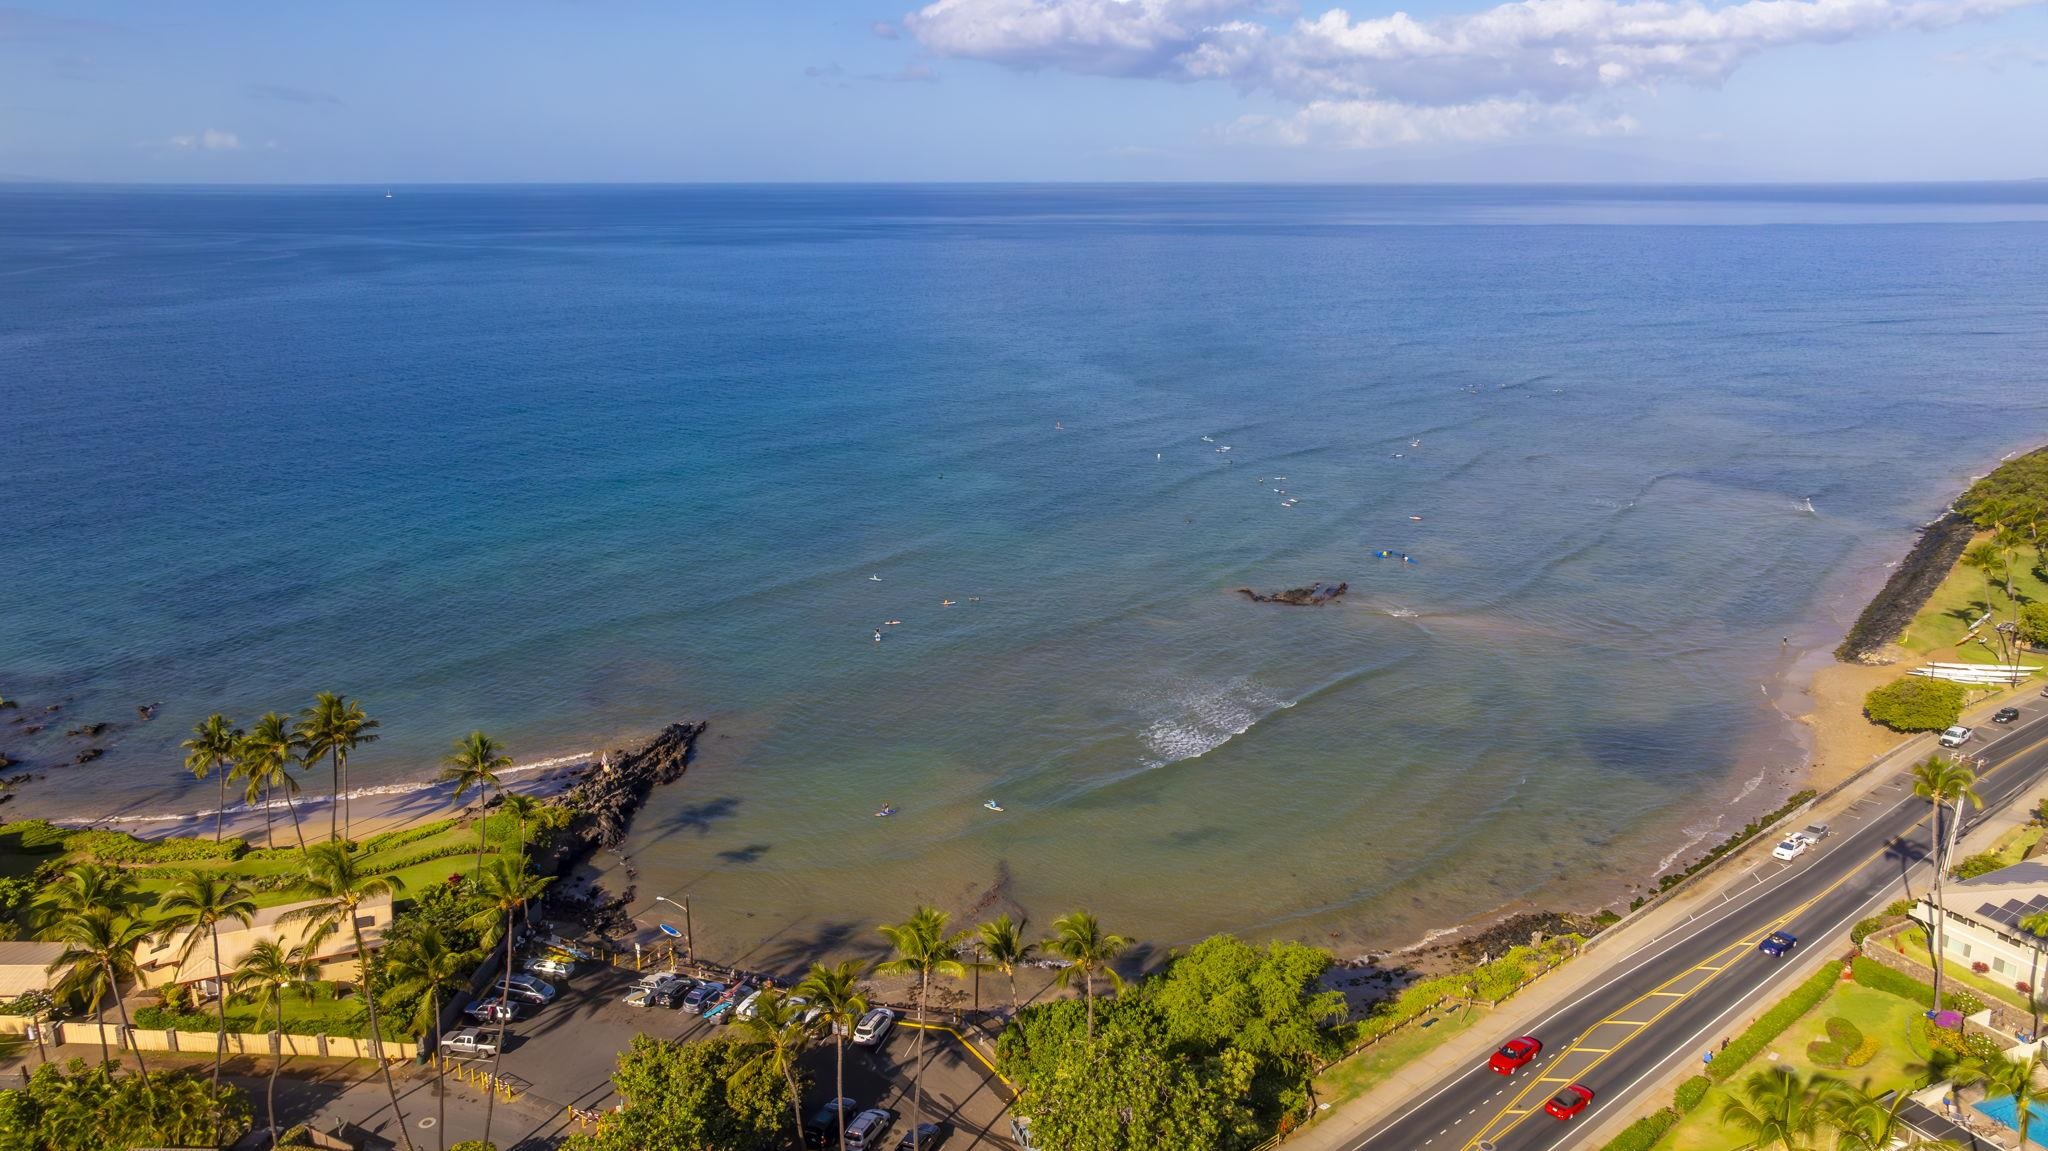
844;1108;897;1151
1489;1036;1541;1074
1771;836;1812;862
682;981;726;1014
1940;725;1974;748
440;1028;500;1059
804;1098;857;1147
623;984;682;1009
736;990;764;1021
1759;930;1798;957
524;955;576;980
897;1121;948;1150
1994;707;2022;724
501;973;556;1004
463;997;518;1024
1544;1084;1595;1120
852;1007;897;1047
1803;823;1830;842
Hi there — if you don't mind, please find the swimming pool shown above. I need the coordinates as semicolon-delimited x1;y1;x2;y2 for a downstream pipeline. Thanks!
1973;1095;2048;1147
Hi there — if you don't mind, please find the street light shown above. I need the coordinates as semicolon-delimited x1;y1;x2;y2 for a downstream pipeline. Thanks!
655;895;693;964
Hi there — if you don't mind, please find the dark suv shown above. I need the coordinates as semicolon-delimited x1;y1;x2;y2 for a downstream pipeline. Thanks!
1994;707;2021;724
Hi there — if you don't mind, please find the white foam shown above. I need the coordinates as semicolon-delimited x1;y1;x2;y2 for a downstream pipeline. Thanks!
1137;677;1293;769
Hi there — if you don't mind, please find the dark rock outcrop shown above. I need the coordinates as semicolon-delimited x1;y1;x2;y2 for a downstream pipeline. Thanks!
73;747;104;765
1237;581;1348;606
1834;512;1977;663
560;721;705;853
66;722;107;739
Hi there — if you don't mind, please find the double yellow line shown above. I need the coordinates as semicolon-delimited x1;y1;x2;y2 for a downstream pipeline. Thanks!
1456;725;2048;1150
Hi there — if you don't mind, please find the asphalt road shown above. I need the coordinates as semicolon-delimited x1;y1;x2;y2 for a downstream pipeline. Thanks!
1349;695;2048;1151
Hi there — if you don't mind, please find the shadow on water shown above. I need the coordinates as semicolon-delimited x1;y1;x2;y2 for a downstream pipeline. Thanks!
715;843;771;865
734;917;892;977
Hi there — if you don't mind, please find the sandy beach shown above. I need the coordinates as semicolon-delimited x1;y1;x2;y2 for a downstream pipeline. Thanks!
48;753;596;847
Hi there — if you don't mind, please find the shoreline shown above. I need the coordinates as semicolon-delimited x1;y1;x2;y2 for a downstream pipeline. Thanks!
8;449;2032;971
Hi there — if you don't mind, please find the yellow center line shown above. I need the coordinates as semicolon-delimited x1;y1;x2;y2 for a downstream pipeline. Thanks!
1454;728;2048;1151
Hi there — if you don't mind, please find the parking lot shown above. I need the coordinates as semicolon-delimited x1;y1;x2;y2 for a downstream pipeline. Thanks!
472;953;1021;1149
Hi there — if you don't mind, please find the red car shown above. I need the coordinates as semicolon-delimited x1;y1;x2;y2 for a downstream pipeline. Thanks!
1544;1084;1595;1120
1489;1036;1542;1074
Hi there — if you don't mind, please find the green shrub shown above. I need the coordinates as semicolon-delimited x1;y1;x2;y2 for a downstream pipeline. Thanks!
133;1005;219;1033
1806;1016;1865;1067
1850;917;1889;945
1863;677;1966;732
0;819;73;852
63;828;246;864
1949;990;1987;1016
359;818;458;855
1711;964;1840;1081
1952;851;2005;880
1601;1107;1679;1151
1674;1075;1712;1113
450;1141;498;1151
2020;602;2048;647
1853;957;1933;1005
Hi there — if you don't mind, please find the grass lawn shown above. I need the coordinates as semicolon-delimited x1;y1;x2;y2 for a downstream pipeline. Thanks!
1657;982;1931;1151
1899;534;2048;659
1314;1005;1489;1114
8;810;530;930
1900;927;2035;1012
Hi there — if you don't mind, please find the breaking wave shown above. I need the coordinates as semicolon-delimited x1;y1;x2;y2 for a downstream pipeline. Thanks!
1137;676;1294;769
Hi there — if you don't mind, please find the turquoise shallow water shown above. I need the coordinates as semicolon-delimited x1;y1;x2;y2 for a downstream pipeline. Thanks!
4;185;2048;955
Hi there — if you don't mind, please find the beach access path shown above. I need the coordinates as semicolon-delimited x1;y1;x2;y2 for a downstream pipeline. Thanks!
1286;683;2048;1151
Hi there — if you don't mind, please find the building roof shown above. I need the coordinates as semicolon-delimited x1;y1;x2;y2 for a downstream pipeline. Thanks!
140;892;393;985
0;940;68;1000
1949;860;2048;941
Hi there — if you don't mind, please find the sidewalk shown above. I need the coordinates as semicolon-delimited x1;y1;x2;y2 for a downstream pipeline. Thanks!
1284;689;2023;1151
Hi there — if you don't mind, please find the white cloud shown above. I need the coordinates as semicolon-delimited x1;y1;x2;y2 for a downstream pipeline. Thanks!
1226;97;1638;147
902;0;2045;144
167;128;242;151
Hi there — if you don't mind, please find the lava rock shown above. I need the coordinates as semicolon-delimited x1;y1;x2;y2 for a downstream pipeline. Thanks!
1236;581;1348;606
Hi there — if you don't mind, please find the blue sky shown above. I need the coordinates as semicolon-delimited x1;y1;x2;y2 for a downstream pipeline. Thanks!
3;0;2046;182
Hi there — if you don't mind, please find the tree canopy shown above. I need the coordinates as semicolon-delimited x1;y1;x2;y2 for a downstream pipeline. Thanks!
562;1034;792;1151
1958;449;2048;530
1864;677;1966;732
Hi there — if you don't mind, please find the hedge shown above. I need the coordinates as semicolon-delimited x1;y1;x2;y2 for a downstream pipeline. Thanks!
1673;1075;1712;1113
63;829;247;864
1849;956;1984;1016
1654;790;1818;891
1849;917;1889;945
1600;1107;1679;1151
1709;963;1840;1082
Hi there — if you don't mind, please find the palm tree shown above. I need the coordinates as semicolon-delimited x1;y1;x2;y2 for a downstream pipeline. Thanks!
297;692;379;841
238;714;307;850
878;906;967;1147
30;862;133;938
735;988;816;1146
382;927;473;1151
796;960;869;1151
45;907;155;1084
1911;754;1982;1013
230;938;317;1150
1966;1049;2044;1148
2022;909;2048;1042
437;731;509;882
1719;1066;1845;1151
975;914;1035;1019
284;842;413;1151
463;855;552;1151
1908;1048;1972;1121
182;713;243;844
1822;1080;1956;1151
498;792;543;862
1044;910;1131;1040
158;872;258;1117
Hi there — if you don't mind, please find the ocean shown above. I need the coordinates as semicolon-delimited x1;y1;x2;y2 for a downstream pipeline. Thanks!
4;183;2047;959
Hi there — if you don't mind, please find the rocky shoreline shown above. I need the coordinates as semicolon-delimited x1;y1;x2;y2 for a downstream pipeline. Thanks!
537;720;705;936
1832;510;1976;662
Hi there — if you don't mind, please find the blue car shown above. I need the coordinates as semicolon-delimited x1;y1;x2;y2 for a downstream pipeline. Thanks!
1759;931;1797;957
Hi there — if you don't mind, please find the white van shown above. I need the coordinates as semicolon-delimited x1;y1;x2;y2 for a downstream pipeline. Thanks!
1939;725;1973;748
